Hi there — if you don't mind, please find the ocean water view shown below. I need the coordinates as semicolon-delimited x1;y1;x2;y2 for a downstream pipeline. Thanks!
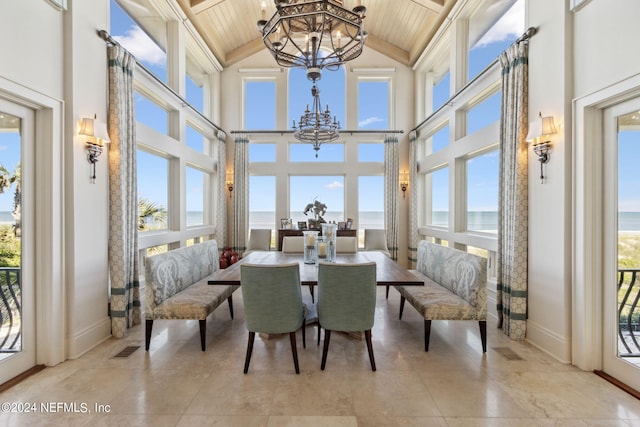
4;211;640;232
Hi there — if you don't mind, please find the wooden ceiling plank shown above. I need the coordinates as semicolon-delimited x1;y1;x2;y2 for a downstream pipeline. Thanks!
192;0;226;15
409;0;444;14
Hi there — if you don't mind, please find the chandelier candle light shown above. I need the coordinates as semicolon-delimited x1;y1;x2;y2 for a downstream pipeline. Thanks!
292;83;340;157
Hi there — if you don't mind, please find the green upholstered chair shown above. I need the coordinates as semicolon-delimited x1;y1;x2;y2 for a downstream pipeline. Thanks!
240;263;306;374
363;229;392;298
317;262;377;371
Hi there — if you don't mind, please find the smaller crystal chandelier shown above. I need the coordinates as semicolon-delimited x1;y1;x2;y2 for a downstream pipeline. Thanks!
293;83;340;157
257;0;367;81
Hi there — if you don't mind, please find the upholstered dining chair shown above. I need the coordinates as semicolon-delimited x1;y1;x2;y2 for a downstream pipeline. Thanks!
281;236;315;301
363;229;392;298
335;236;358;253
243;228;271;256
281;236;304;253
317;262;377;371
240;263;306;374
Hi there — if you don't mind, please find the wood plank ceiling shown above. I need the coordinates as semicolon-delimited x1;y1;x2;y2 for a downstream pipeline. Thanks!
176;0;457;68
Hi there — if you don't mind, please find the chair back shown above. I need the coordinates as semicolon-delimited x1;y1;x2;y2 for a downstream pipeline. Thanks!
241;263;304;334
335;236;357;253
317;262;376;332
246;229;271;252
282;236;304;253
364;229;389;253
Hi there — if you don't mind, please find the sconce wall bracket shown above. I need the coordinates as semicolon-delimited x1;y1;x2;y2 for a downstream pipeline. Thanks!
86;142;104;183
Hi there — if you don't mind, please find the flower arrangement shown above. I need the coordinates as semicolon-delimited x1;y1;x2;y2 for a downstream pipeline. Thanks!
303;197;327;222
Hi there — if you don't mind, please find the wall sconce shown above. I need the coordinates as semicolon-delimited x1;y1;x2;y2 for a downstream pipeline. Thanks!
526;112;557;183
226;171;234;198
79;115;110;183
400;170;409;199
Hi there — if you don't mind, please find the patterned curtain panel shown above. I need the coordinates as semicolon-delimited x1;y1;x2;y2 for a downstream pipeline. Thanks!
497;41;529;340
407;131;418;268
216;132;228;248
107;45;140;337
233;134;249;254
384;133;399;260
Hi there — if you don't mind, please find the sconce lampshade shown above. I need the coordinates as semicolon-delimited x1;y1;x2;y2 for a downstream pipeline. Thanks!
79;117;111;145
526;114;557;144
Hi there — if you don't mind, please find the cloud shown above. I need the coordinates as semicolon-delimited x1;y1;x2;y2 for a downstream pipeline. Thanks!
113;25;166;66
474;0;525;48
325;181;344;190
0;146;7;152
358;116;385;128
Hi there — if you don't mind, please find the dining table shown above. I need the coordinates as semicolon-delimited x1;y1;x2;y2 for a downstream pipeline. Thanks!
207;250;424;287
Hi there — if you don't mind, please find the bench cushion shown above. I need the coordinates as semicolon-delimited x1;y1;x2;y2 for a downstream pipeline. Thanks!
397;271;486;320
415;241;486;307
152;278;239;320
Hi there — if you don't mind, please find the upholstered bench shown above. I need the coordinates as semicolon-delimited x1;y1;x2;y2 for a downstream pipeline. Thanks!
396;240;487;352
144;239;239;351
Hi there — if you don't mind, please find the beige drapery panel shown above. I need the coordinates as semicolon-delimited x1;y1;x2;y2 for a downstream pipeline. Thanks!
497;41;529;340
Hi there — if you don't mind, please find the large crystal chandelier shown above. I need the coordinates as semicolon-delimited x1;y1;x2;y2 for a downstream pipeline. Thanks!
292;82;340;157
257;0;367;81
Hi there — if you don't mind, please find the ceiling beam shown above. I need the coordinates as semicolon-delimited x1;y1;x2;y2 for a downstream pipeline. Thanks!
409;0;444;14
364;34;410;66
226;39;268;67
191;0;226;15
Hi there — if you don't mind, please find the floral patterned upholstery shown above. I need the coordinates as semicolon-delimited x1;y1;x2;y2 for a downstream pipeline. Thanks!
396;240;487;352
143;240;239;351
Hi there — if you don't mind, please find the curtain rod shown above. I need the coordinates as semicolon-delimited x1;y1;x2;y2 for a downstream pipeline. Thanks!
97;30;227;137
229;130;404;135
410;26;537;134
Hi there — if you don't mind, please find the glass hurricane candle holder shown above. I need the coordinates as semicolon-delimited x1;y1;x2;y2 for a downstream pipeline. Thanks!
303;230;319;264
315;236;328;265
321;223;337;262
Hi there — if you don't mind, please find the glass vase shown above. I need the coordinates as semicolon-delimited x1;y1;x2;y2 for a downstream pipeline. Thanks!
322;223;337;262
303;230;319;264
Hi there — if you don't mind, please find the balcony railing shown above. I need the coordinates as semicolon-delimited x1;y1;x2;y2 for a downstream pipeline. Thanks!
0;267;21;352
618;268;640;357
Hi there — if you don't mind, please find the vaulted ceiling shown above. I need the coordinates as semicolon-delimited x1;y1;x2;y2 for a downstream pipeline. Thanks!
175;0;458;68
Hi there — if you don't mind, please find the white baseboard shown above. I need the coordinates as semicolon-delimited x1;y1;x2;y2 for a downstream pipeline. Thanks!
67;317;112;359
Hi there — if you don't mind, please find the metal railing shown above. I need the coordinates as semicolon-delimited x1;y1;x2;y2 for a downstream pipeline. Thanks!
0;267;21;352
618;268;640;357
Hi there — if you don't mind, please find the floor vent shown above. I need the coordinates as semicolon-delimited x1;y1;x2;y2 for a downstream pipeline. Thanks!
493;347;523;360
112;345;140;358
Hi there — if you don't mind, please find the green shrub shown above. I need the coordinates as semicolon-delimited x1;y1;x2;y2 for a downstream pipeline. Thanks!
0;225;20;267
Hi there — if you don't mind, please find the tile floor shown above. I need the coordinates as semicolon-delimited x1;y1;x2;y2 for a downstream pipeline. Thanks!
1;288;640;426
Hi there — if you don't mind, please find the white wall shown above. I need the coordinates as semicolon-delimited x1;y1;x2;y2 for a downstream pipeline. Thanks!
0;0;112;364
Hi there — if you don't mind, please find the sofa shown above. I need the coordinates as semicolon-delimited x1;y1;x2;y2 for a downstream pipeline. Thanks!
144;239;239;351
396;240;487;352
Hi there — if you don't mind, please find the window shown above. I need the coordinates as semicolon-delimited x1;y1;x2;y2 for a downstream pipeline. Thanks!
433;71;450;112
186;74;204;114
186;167;206;227
249;143;276;162
468;0;524;82
246;80;276;130
289;66;345;128
359;176;384;243
290;176;344;224
428;167;449;228
429;124;449;154
358;143;384;162
135;92;168;136
290;142;344;162
186;124;207;152
137;150;168;232
467;91;501;135
110;0;167;83
249;176;276;232
466;150;499;233
358;80;389;129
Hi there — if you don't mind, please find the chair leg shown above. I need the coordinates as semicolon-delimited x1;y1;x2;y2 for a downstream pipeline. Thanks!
365;329;376;371
385;285;389;299
302;320;307;349
227;295;234;319
321;329;332;370
145;319;153;351
243;331;255;374
479;320;487;353
309;284;315;303
399;296;406;320
424;319;432;352
317;325;321;346
199;320;206;351
289;331;300;374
